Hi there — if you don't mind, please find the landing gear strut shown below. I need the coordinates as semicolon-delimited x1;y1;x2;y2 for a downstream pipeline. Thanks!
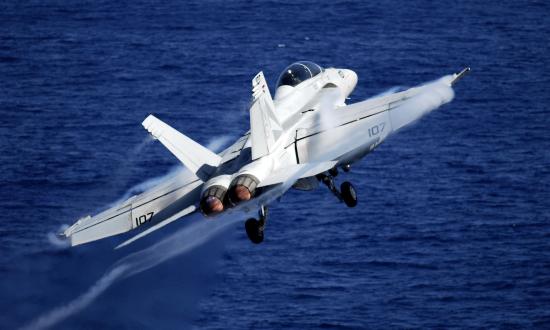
317;165;357;208
245;205;267;244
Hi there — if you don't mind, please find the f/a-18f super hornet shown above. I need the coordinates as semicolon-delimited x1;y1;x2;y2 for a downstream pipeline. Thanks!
63;62;469;247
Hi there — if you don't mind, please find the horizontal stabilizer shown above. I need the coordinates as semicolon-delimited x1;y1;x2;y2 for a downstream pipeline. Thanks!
115;205;196;249
142;115;221;180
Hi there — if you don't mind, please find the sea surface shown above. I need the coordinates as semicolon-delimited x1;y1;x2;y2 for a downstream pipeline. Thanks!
1;1;549;329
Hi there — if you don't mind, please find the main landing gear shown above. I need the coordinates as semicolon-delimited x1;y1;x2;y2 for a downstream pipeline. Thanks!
317;165;358;208
245;205;267;244
244;165;357;244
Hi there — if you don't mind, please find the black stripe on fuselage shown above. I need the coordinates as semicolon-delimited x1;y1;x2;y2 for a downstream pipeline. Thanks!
284;107;390;150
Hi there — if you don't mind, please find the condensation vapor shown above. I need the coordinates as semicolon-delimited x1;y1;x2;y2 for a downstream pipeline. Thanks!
317;88;341;131
29;132;318;330
206;135;233;153
108;165;185;207
32;134;239;329
23;215;241;330
389;75;455;132
109;134;233;207
47;224;70;248
32;77;456;328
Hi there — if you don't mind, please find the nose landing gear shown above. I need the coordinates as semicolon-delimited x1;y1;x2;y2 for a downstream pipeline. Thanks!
245;205;267;244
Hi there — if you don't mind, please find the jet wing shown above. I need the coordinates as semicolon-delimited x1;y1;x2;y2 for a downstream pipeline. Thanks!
314;68;468;136
339;67;470;120
450;67;471;86
284;68;469;181
63;169;203;247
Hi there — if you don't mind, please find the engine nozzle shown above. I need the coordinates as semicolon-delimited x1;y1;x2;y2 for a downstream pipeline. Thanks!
228;174;259;206
199;185;227;216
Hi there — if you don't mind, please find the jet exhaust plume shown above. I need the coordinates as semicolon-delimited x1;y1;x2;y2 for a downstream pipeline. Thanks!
227;174;259;206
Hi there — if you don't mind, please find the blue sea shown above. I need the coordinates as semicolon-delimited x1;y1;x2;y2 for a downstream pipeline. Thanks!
1;0;549;329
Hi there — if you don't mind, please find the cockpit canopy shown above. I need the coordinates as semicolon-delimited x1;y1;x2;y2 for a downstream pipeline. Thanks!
276;61;323;88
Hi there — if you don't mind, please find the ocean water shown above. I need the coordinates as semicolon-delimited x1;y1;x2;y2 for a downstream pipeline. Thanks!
1;0;549;329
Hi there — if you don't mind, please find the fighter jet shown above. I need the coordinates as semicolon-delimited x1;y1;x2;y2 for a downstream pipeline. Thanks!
63;62;469;247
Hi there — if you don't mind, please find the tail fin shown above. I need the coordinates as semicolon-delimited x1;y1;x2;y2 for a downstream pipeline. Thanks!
249;71;283;160
142;115;221;180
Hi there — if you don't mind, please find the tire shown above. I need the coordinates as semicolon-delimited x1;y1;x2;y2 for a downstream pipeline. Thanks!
245;218;264;244
340;181;357;208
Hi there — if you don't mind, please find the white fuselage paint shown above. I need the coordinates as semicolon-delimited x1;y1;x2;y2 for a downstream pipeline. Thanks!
206;70;455;206
209;68;359;188
63;66;457;246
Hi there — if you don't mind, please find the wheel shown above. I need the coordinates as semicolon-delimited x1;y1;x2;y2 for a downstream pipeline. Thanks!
245;218;264;244
340;181;357;207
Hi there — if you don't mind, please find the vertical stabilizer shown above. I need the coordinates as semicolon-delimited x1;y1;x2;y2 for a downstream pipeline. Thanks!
250;71;282;160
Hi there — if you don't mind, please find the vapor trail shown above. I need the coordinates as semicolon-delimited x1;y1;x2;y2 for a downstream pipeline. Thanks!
20;265;128;330
206;135;233;152
32;135;239;329
22;215;241;330
108;134;233;207
389;75;455;132
27;134;314;330
30;77;456;329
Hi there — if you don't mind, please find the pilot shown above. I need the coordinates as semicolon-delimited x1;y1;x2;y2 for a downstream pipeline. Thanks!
274;61;322;99
276;61;322;88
